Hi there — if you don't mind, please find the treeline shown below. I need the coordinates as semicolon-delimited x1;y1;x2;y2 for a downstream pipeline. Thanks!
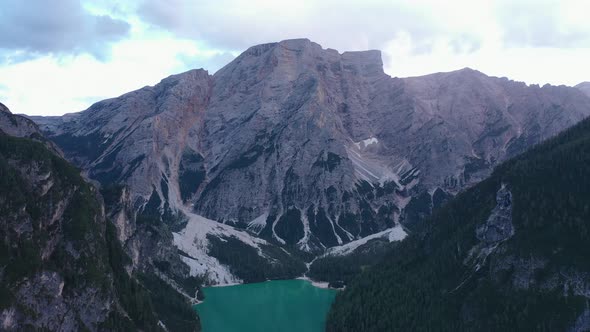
207;235;307;283
308;238;393;285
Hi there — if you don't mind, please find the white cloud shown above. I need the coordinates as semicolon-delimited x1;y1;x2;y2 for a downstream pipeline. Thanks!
137;0;478;53
0;0;130;61
0;36;233;115
383;39;590;87
1;0;589;116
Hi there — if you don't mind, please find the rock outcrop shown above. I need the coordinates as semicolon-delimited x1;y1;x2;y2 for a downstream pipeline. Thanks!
476;184;514;243
0;102;61;154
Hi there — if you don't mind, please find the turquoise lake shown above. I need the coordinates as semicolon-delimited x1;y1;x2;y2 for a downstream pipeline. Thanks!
195;279;337;332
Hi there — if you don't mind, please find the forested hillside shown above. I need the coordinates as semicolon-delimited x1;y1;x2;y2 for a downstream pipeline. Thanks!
327;116;590;331
0;132;199;331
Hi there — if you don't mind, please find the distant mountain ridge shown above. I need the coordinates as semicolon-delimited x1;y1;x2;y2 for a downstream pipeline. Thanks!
30;39;590;284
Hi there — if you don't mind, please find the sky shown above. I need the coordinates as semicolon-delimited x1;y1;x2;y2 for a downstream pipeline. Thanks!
1;0;590;116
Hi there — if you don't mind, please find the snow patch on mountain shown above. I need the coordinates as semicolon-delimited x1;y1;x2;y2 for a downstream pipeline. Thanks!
172;212;270;285
354;137;379;150
297;211;314;252
346;146;403;186
324;224;407;256
247;212;268;234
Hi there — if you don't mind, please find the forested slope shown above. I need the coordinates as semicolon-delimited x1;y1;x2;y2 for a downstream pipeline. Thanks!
0;131;199;330
327;116;590;331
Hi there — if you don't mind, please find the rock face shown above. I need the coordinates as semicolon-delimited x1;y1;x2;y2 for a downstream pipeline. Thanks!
0;108;143;331
476;185;513;243
0;105;201;331
32;39;590;255
576;82;590;98
0;102;61;154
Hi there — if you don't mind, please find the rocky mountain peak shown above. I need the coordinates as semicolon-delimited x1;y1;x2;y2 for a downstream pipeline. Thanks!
215;38;385;85
0;102;61;154
0;101;11;114
31;39;590;255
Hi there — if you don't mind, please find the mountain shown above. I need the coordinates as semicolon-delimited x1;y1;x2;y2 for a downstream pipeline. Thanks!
30;69;306;286
0;102;61;154
0;105;200;331
327;116;590;331
31;39;590;279
576;82;590;98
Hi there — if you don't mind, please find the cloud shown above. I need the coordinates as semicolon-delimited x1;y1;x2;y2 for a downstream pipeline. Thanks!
176;51;236;74
137;0;483;55
496;0;590;48
2;0;590;118
0;36;235;116
0;0;130;61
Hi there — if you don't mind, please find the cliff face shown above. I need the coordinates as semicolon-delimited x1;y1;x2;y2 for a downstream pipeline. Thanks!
32;39;590;255
0;102;61;154
0;106;197;331
400;70;590;188
0;134;113;331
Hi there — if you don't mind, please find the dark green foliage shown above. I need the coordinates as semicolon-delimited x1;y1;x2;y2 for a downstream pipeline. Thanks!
463;156;489;183
52;131;106;161
177;275;205;300
0;134;111;291
137;188;163;225
308;238;392;285
178;150;206;202
337;213;360;238
61;184;102;249
206;235;306;283
178;170;207;201
100;184;124;208
138;272;201;332
400;167;420;186
402;191;432;228
354;180;374;198
375;180;399;198
313;152;342;172
258;213;276;239
93;153;144;185
100;311;138;331
227;145;263;169
307;207;339;247
432;187;452;210
358;200;378;237
105;222;161;331
327;117;590;331
94;144;123;173
275;208;304;245
0;134;190;331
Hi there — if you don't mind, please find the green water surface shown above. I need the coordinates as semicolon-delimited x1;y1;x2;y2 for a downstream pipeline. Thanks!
195;279;337;332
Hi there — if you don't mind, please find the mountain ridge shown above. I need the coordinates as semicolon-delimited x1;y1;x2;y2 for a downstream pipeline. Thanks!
29;38;590;283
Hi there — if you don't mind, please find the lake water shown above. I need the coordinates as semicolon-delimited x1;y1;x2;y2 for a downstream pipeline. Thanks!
195;279;337;332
